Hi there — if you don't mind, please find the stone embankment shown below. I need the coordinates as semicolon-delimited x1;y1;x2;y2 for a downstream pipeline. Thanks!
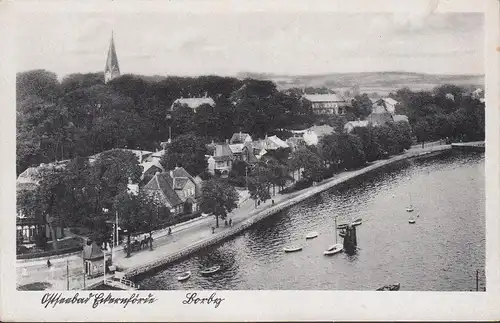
116;145;452;283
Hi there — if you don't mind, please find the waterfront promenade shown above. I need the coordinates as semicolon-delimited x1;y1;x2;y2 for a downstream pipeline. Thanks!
16;143;453;290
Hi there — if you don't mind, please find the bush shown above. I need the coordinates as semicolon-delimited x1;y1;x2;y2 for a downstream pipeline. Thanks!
227;175;246;188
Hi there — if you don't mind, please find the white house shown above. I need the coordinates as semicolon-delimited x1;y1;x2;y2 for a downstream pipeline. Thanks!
303;94;350;115
372;98;399;115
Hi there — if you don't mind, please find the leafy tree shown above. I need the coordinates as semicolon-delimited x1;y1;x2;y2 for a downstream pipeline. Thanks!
351;94;373;118
248;176;271;207
114;191;142;258
351;125;382;162
171;105;195;136
289;147;325;182
200;178;239;228
17;70;60;103
160;134;208;176
320;133;366;170
193;104;219;138
138;191;171;250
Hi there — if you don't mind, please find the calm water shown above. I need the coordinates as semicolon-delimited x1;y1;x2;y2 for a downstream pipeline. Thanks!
139;151;485;291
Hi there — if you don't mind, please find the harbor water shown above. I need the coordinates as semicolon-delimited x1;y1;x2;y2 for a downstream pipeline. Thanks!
138;151;485;291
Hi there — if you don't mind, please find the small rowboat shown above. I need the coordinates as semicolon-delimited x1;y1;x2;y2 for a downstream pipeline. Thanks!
409;218;416;224
352;218;362;226
406;207;414;212
339;230;346;238
376;283;400;291
305;231;319;239
177;271;191;281
336;223;348;230
200;265;221;276
284;246;303;253
324;244;343;256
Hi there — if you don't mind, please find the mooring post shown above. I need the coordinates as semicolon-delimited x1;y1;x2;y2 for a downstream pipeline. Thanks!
343;224;357;254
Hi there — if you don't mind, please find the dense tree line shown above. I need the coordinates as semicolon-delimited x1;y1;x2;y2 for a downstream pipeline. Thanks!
389;85;485;143
17;70;314;175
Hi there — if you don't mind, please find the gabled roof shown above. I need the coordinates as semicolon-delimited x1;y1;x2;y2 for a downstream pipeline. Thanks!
374;97;398;107
170;167;202;197
16;161;68;191
303;94;346;103
171;97;215;112
143;172;183;207
267;135;289;149
242;143;258;163
83;241;104;260
214;144;233;158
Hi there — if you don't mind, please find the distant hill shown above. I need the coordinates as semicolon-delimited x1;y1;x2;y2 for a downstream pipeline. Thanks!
236;71;484;95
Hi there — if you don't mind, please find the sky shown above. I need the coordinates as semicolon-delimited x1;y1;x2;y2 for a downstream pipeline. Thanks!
16;11;484;78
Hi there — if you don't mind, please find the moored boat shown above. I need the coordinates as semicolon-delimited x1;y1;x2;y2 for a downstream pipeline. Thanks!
324;244;343;256
339;230;346;238
200;265;221;276
305;231;319;239
177;271;192;281
376;283;400;291
325;217;343;256
409;218;416;224
284;246;303;253
336;223;348;230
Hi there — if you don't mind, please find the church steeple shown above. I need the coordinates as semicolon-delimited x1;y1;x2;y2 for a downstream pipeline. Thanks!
104;31;120;84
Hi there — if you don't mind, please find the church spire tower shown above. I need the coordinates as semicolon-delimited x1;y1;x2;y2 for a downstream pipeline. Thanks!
104;31;120;84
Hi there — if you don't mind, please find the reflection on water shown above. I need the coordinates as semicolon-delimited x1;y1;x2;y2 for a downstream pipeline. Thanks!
139;151;485;291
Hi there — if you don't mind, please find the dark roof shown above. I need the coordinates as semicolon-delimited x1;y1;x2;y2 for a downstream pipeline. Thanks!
83;242;104;260
143;167;202;206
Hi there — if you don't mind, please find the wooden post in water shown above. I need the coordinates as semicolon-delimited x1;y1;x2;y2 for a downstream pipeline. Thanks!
343;224;357;255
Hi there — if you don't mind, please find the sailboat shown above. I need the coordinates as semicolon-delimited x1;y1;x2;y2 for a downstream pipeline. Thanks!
406;193;414;212
324;217;343;256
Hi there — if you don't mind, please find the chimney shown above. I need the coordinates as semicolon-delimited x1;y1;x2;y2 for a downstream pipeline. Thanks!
170;170;173;177
139;150;143;163
226;139;229;144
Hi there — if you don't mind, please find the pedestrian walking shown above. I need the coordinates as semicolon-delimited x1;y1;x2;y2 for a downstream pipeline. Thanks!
211;226;215;234
224;219;228;227
229;218;233;227
47;259;52;268
168;227;172;235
